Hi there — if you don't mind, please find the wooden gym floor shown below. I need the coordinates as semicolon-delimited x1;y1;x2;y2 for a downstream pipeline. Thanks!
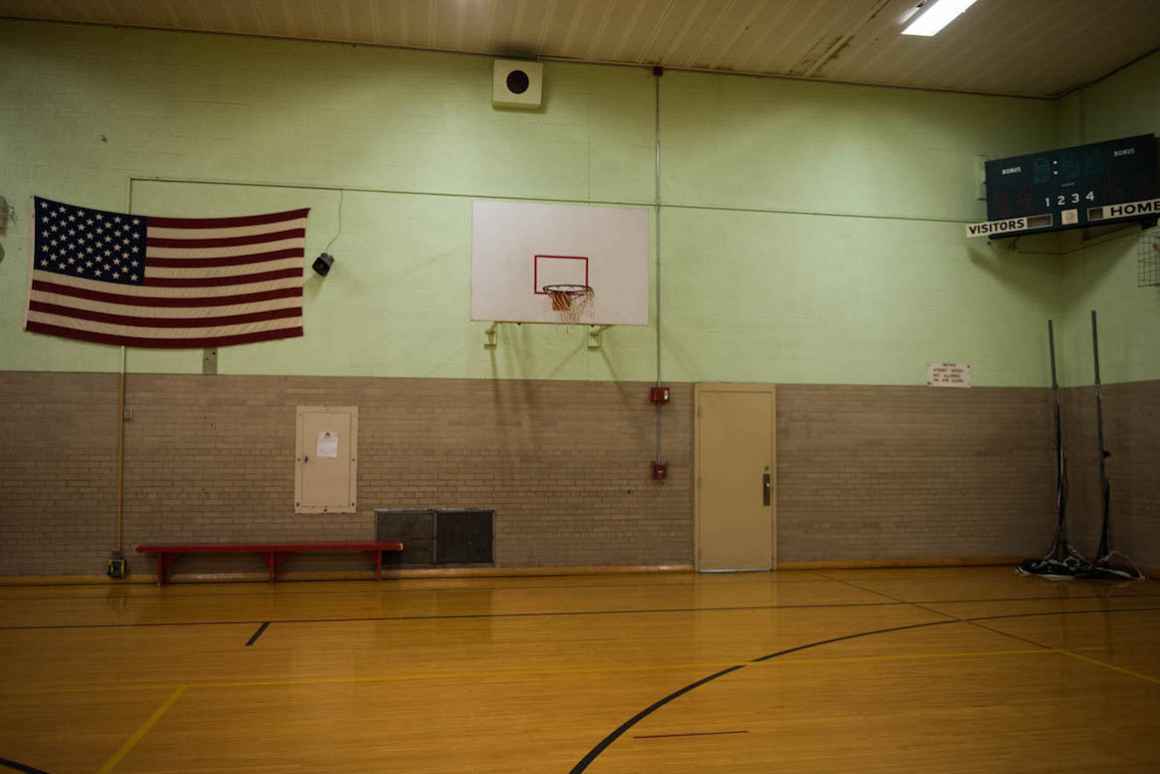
2;567;1159;773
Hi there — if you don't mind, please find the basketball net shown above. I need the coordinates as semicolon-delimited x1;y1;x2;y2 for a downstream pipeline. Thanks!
545;284;594;323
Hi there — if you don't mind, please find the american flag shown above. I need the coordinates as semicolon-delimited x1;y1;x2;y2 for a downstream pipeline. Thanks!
25;197;309;348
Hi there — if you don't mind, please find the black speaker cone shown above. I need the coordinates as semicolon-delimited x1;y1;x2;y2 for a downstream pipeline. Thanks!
506;69;530;95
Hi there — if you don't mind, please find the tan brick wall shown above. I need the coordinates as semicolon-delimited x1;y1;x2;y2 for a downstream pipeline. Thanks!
6;373;1155;577
0;373;120;575
0;373;693;576
776;385;1058;562
1061;381;1160;572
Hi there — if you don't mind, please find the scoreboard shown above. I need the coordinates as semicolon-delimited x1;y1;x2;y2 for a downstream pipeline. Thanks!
983;134;1158;235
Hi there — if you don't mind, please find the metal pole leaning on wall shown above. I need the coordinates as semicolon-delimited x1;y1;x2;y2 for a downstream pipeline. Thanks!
1091;310;1111;561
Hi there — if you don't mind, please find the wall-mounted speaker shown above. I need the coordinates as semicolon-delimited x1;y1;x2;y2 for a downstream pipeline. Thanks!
493;59;542;110
312;252;334;276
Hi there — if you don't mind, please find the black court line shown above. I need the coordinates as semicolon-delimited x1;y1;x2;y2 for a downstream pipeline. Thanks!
0;578;728;599
568;605;1160;773
820;572;1000;623
0;600;908;631
0;757;50;774
569;665;747;772
5;575;1151;602
245;621;270;647
749;618;959;663
635;730;749;740
4;593;1160;633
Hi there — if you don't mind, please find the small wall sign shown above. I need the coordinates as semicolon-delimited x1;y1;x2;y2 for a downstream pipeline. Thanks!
316;431;339;458
927;362;972;388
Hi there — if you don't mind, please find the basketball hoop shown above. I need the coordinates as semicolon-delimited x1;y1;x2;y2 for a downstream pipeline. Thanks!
542;283;594;323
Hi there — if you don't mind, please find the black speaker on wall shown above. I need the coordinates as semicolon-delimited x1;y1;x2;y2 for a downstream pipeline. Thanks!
312;252;334;276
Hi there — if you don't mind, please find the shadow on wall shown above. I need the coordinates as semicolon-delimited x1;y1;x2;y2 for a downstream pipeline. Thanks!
966;238;1064;310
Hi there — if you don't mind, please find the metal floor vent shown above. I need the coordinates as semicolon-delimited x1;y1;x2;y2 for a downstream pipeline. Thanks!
375;508;494;566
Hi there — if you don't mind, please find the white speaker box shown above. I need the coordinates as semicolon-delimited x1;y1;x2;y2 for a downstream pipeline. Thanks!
492;59;542;109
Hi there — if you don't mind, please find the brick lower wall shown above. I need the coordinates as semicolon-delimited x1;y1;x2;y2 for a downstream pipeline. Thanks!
4;372;1152;578
776;385;1057;562
0;374;693;576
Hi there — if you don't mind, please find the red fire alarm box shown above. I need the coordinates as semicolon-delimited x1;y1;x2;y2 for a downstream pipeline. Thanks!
651;461;667;480
649;386;671;404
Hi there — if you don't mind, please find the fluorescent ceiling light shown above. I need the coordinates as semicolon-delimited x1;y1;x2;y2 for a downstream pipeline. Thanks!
901;0;978;36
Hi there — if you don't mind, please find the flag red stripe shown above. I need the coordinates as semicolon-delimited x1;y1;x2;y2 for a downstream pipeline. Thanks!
31;280;303;308
28;301;301;329
146;228;306;248
145;248;304;268
144;268;303;288
25;321;304;348
147;208;311;229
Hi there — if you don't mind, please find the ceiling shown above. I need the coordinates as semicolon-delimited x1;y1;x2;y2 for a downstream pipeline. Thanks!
3;0;1158;98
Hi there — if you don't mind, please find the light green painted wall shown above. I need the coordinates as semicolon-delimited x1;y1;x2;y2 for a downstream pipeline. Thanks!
659;71;1061;385
0;21;1066;385
1055;52;1160;386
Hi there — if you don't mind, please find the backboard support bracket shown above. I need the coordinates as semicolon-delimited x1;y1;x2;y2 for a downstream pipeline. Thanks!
587;325;611;351
482;322;612;351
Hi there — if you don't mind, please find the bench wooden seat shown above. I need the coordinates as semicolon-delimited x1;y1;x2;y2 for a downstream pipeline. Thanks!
136;541;405;584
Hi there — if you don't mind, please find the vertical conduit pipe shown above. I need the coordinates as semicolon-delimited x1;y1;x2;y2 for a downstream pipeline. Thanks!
653;68;663;468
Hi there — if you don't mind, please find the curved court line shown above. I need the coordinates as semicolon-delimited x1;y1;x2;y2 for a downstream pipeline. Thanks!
569;605;1160;773
0;757;50;774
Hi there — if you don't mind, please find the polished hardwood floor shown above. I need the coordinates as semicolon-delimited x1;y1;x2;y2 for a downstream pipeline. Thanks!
2;567;1158;773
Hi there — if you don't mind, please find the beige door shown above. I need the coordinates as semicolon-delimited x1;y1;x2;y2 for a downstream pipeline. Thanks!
695;384;775;572
295;406;358;514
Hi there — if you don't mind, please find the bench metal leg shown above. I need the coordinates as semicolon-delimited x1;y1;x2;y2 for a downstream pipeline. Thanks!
266;552;277;582
375;550;383;581
157;553;168;586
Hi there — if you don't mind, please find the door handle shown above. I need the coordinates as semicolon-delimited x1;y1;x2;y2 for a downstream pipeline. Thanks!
762;468;771;506
303;455;309;464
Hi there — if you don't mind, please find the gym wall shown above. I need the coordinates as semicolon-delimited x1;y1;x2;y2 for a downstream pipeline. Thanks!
0;21;1154;576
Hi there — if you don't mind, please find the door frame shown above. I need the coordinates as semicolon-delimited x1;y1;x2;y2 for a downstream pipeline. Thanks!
694;383;777;572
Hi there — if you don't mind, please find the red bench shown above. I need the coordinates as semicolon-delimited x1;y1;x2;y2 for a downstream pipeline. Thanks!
136;541;405;585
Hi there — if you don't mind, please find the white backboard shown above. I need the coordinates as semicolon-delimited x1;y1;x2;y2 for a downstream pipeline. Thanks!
471;200;649;325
